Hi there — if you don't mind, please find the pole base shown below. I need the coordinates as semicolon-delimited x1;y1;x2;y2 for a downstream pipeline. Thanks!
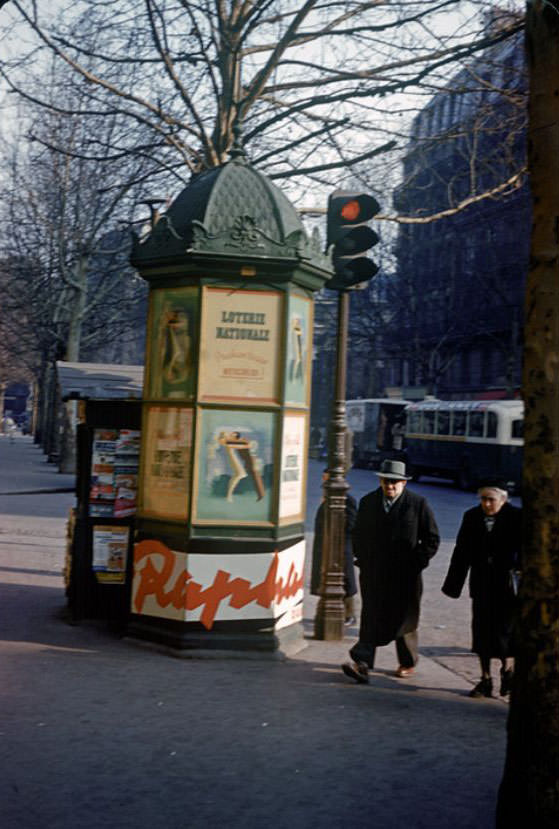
313;596;345;641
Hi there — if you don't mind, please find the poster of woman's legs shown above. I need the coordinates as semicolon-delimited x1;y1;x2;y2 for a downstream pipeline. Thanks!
195;409;276;523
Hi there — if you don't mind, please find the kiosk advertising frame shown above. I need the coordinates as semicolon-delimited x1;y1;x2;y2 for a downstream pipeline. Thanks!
199;286;282;405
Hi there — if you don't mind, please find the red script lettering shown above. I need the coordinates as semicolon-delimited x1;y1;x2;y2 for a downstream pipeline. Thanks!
133;540;304;630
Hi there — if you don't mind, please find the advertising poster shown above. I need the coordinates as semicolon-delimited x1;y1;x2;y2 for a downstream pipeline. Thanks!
199;287;281;404
147;286;198;400
194;408;276;524
92;525;130;584
279;413;307;521
140;406;193;521
132;538;305;629
284;293;312;406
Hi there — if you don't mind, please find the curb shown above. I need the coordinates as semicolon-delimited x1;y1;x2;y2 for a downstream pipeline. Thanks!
0;487;76;496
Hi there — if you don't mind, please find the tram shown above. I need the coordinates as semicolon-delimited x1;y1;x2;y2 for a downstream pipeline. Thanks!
403;399;523;490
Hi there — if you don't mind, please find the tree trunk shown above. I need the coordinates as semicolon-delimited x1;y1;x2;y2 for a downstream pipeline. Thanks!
59;258;88;472
496;3;559;825
58;400;77;474
0;380;6;432
41;362;58;460
65;257;88;362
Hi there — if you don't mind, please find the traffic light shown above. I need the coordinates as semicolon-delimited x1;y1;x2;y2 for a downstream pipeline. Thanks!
325;191;380;290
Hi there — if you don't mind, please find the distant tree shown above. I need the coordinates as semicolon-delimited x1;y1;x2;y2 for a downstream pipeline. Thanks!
376;262;464;396
0;259;35;426
0;62;152;457
78;227;148;366
497;1;559;825
0;257;38;377
2;60;151;360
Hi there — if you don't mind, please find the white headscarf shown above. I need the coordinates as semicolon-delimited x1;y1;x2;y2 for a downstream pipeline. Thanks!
477;485;508;499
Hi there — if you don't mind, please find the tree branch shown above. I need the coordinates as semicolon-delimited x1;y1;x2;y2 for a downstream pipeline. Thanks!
379;168;527;223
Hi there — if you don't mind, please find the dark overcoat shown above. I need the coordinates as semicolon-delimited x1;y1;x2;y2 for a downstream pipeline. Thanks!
442;502;522;658
352;487;440;646
310;494;357;597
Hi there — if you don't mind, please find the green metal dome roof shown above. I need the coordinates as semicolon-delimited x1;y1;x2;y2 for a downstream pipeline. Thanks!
174;157;304;241
131;154;331;277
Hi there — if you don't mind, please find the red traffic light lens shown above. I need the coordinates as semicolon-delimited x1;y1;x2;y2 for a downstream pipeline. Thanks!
340;200;361;221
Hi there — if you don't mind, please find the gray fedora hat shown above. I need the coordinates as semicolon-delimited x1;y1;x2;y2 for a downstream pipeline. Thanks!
376;459;411;481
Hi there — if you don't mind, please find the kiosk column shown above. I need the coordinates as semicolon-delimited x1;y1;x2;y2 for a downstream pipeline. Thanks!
129;150;332;655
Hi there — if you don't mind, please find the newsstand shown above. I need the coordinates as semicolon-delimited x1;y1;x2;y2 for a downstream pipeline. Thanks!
66;396;142;632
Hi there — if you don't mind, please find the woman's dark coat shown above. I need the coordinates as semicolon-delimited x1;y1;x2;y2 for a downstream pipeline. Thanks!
352;487;440;646
442;502;522;658
310;494;357;597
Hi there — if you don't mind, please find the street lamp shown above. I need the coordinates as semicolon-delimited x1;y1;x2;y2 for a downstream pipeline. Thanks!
313;290;350;640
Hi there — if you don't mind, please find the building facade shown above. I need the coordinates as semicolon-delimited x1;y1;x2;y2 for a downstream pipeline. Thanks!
389;22;528;400
311;15;528;442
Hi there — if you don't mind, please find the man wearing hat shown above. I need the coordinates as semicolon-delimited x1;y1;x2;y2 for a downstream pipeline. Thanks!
342;459;440;683
442;478;522;699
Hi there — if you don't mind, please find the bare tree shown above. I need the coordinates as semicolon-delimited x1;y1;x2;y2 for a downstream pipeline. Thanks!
1;1;524;202
358;261;464;396
0;62;152;457
0;2;529;455
2;64;151;359
0;257;35;430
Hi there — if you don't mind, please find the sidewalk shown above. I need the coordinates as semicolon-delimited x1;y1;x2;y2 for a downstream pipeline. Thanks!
0;435;509;829
0;433;75;495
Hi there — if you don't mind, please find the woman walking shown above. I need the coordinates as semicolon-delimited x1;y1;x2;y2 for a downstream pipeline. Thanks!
442;478;522;698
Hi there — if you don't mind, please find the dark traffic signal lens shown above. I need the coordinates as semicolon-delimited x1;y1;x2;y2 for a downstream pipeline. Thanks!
337;226;379;254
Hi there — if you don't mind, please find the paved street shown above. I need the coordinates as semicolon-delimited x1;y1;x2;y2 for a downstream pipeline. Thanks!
0;435;516;829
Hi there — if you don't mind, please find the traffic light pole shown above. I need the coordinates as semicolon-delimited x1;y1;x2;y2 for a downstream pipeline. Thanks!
314;290;350;641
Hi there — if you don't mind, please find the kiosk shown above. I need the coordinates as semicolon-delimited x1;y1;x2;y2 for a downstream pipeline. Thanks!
59;363;144;628
129;143;332;655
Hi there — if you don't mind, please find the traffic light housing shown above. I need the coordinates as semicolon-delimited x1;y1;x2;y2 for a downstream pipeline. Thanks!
325;191;380;290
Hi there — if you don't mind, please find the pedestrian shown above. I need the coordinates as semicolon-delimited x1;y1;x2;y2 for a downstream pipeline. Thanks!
390;417;405;452
442;478;522;699
310;470;357;626
2;416;17;444
342;459;440;684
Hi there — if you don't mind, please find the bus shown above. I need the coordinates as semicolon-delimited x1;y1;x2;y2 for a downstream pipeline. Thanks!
404;399;523;491
346;398;408;469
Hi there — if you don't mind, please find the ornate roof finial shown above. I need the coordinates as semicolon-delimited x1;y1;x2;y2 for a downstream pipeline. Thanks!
230;120;248;163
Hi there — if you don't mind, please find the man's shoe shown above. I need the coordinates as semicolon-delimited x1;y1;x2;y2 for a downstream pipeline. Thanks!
342;661;369;684
395;666;414;678
500;668;514;696
469;677;493;698
344;616;356;626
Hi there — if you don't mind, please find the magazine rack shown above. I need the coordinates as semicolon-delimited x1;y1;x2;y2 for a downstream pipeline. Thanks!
67;398;141;629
